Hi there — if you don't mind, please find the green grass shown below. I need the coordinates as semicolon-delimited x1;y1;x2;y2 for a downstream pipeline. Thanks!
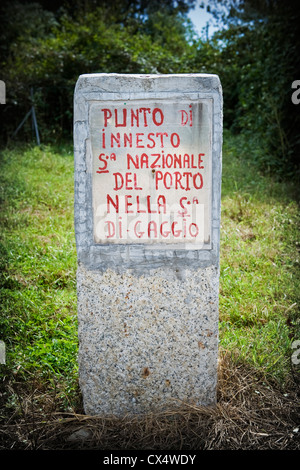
0;143;78;407
219;131;299;381
0;134;299;412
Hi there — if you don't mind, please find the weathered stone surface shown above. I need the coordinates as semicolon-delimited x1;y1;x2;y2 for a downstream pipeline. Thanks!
77;264;219;415
74;74;222;415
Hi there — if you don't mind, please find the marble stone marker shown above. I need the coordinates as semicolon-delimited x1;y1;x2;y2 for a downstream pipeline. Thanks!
74;73;222;415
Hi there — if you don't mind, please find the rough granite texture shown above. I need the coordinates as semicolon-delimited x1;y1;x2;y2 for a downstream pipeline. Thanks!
74;74;223;415
77;264;219;415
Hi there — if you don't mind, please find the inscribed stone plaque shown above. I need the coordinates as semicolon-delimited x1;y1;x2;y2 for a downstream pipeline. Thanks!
90;99;212;248
74;74;222;415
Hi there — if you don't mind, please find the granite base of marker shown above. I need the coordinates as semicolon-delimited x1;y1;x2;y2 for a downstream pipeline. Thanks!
77;263;219;416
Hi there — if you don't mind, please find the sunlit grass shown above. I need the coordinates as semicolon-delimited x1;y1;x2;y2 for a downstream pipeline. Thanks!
219;131;299;381
0;144;78;406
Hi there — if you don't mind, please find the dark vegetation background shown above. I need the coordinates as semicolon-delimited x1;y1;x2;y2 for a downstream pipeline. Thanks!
0;0;299;179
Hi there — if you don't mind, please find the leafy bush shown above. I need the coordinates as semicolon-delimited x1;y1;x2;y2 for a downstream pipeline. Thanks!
0;1;197;142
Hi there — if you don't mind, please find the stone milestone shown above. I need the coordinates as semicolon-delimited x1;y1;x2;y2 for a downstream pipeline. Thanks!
74;73;223;415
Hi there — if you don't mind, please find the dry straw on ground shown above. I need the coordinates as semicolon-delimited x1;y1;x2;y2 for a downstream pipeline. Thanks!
1;352;299;450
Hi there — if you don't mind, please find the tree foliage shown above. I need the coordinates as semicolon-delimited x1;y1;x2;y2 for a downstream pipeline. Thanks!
0;0;298;178
207;0;300;175
0;0;197;141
